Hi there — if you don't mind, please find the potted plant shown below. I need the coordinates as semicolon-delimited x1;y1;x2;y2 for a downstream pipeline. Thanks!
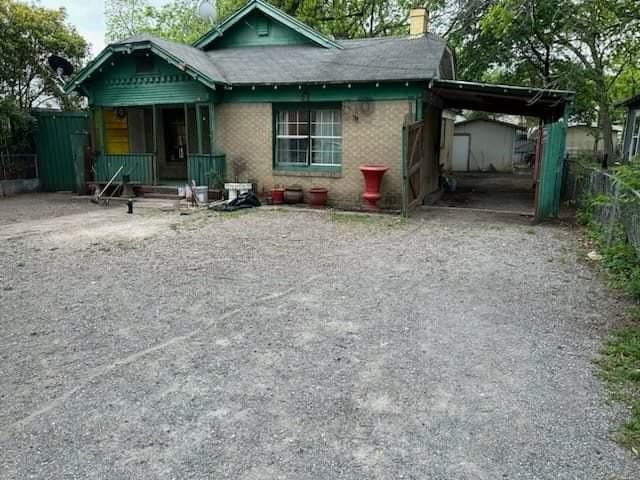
224;157;253;201
284;185;303;204
308;187;328;207
271;185;285;204
206;170;225;201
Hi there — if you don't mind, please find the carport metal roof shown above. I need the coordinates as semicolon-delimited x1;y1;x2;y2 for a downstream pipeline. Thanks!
429;79;574;120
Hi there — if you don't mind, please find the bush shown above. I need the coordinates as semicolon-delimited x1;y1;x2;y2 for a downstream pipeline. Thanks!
612;161;640;191
0;99;35;153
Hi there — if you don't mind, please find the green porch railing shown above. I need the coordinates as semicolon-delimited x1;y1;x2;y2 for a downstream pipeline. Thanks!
95;154;154;184
187;153;226;186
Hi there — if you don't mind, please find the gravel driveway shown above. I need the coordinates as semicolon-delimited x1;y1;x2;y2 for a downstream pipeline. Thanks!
1;195;638;479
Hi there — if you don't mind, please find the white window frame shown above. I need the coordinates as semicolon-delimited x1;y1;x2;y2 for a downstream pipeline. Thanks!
275;106;342;169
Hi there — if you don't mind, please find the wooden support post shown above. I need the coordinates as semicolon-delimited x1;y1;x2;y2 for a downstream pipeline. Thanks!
209;102;215;155
196;104;203;154
96;107;106;155
152;104;158;185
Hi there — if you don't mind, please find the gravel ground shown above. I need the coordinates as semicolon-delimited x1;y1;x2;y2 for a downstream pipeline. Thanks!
1;195;639;479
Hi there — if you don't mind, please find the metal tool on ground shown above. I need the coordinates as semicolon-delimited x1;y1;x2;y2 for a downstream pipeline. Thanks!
91;166;123;204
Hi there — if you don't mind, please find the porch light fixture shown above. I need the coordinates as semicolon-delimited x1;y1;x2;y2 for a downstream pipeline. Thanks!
348;84;351;88
251;85;255;90
375;82;379;87
274;85;278;90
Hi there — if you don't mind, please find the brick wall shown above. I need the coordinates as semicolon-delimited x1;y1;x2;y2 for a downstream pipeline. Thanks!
215;100;412;209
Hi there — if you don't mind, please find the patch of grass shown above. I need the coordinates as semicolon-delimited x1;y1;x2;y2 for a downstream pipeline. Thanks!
525;228;536;235
577;198;640;299
597;326;640;454
329;212;408;228
578;188;640;454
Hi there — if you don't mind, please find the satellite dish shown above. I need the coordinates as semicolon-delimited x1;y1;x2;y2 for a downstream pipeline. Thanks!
198;0;217;22
48;55;74;77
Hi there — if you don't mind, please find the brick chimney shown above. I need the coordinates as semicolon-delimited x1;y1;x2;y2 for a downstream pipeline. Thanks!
409;8;429;38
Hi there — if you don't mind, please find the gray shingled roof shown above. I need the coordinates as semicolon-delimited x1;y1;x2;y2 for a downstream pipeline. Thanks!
208;34;448;85
113;33;449;86
114;35;228;84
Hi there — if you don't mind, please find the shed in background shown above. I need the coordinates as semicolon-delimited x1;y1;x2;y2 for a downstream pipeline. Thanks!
450;118;526;172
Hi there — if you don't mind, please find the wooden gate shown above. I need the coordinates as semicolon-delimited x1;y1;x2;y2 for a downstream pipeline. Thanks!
402;119;425;214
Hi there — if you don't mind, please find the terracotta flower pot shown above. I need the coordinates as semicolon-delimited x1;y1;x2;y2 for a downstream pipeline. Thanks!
308;187;328;208
284;185;303;204
271;187;285;204
359;164;389;209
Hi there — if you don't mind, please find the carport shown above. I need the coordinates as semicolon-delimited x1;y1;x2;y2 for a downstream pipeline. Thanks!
402;79;574;219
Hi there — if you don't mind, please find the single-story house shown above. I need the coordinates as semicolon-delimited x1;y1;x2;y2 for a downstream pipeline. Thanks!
449;118;527;172
619;94;640;162
65;0;573;217
565;122;622;159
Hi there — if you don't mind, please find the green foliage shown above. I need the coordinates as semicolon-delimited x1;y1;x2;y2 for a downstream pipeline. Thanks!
433;0;639;158
106;0;416;43
578;180;640;299
597;326;640;453
106;0;212;44
611;162;640;192
0;0;89;110
206;169;225;190
0;99;35;153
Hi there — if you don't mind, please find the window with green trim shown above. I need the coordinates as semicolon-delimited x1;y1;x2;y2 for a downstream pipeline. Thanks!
275;106;342;168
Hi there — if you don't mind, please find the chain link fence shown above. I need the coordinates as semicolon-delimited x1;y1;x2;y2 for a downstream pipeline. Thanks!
564;159;640;256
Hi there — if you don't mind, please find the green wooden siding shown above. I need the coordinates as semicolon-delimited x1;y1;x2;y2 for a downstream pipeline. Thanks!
96;153;154;184
34;111;89;192
214;10;312;48
87;53;215;107
537;119;568;218
187;154;226;185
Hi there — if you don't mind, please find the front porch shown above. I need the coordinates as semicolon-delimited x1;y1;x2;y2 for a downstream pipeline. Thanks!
92;103;226;188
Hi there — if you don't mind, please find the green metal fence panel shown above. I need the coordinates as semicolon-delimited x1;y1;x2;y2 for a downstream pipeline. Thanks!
95;154;154;184
70;132;89;192
537;119;567;219
34;111;89;191
187;154;226;186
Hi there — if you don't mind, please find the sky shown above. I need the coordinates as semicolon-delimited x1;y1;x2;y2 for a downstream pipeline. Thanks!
36;0;166;56
38;0;109;55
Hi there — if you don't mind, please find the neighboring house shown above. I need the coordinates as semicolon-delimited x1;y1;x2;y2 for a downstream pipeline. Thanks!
619;94;640;162
450;119;526;172
64;0;572;215
565;123;622;159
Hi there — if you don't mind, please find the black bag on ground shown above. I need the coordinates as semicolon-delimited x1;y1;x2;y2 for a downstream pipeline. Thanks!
212;191;261;211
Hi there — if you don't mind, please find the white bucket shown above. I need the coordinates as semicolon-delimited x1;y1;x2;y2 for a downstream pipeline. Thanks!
193;186;208;204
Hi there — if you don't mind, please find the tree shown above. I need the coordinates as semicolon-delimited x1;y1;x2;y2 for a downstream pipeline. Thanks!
555;0;640;159
0;0;89;110
106;0;417;43
106;0;212;44
433;0;640;159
